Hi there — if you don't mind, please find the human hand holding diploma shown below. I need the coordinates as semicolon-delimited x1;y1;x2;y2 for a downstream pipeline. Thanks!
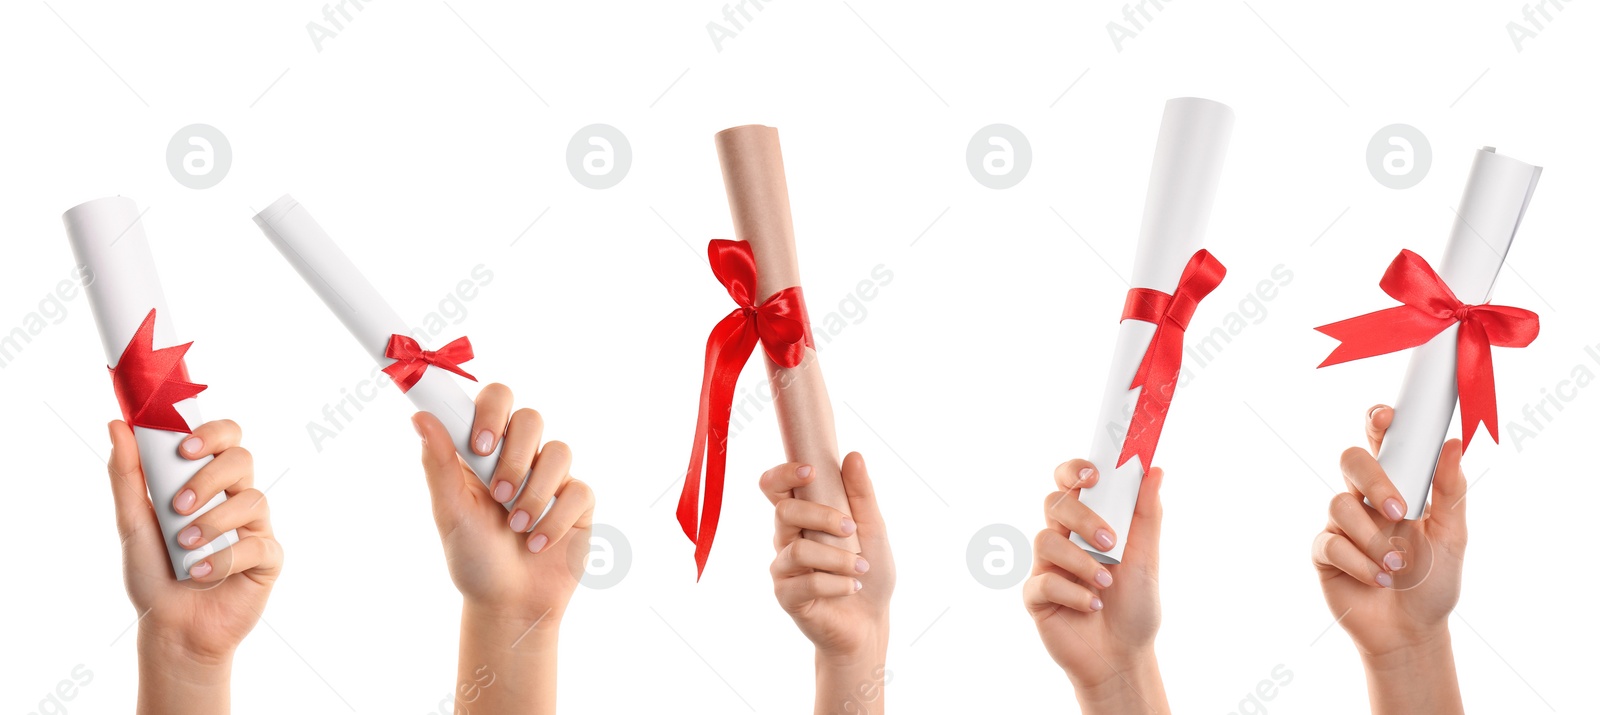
251;195;547;522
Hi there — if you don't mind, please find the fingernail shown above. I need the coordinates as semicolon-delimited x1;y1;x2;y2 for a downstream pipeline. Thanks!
797;465;813;479
1376;572;1393;588
178;525;202;548
853;579;863;592
1094;529;1115;550
181;436;202;455
855;558;870;574
189;561;212;578
491;481;513;502
413;420;425;443
1383;498;1405;521
1078;467;1094;485
841;517;857;536
1369;406;1383;421
1090;597;1104;611
474;430;494;455
173;489;197;513
1384;551;1405;571
1094;570;1113;588
527;533;548;553
509;510;531;532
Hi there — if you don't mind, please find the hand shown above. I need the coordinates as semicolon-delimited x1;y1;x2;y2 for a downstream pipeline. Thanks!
413;383;595;715
760;453;894;715
108;419;283;714
1024;460;1168;714
1312;405;1465;714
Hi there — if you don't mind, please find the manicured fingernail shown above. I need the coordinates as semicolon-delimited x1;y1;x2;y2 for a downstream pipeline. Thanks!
1369;406;1383;420
840;517;857;535
1376;572;1393;588
853;579;863;592
1095;570;1113;588
797;465;813;479
855;558;870;574
491;480;513;502
173;489;197;513
509;510;531;532
1094;529;1115;550
1078;467;1094;485
181;436;202;455
1090;597;1104;611
178;525;202;548
527;533;548;553
1384;551;1405;571
1383;498;1405;521
474;430;494;455
189;561;212;578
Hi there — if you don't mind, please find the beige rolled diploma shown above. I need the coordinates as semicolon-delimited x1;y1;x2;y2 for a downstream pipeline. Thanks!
64;197;238;579
1071;98;1234;565
1375;148;1541;519
715;125;861;555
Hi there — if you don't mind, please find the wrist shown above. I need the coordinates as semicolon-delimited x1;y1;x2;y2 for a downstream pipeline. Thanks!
814;634;890;715
1358;626;1452;669
136;628;232;715
815;625;889;673
1359;627;1460;715
461;602;561;649
1070;650;1169;715
137;626;234;678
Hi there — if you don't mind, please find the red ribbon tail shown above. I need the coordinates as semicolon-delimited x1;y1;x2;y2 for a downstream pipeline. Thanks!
1455;319;1498;453
1118;329;1180;470
1315;306;1448;368
678;311;759;579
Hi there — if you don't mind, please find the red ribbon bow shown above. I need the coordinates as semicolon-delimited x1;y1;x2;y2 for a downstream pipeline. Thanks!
382;334;478;393
1315;249;1539;452
109;309;208;433
679;239;815;578
1117;249;1227;470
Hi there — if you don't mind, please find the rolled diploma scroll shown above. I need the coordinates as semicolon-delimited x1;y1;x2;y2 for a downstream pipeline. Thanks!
64;196;239;579
1377;148;1541;519
716;125;861;555
252;195;526;511
1072;98;1235;565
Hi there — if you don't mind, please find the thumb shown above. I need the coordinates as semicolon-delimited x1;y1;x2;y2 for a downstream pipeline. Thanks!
1123;467;1165;569
840;452;887;545
412;412;470;532
1425;439;1467;541
106;420;156;540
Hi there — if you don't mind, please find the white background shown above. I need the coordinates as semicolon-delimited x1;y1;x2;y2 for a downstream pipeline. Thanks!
2;2;1595;713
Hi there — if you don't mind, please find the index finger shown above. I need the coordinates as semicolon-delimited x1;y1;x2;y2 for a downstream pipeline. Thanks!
1364;405;1393;455
178;419;242;460
758;463;813;505
1052;459;1101;492
1339;446;1407;522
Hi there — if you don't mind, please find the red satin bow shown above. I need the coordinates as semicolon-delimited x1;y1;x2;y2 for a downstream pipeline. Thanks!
1316;249;1539;452
1117;249;1227;469
382;334;478;393
108;309;207;433
679;239;814;578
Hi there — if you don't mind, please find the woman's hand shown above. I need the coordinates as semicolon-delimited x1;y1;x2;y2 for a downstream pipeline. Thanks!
109;418;283;715
1024;460;1168;715
759;453;894;715
1312;405;1466;714
412;383;595;715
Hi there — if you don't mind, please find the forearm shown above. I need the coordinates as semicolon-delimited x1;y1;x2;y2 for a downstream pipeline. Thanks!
813;631;890;715
1071;653;1170;715
1361;630;1462;715
136;630;232;715
455;604;560;714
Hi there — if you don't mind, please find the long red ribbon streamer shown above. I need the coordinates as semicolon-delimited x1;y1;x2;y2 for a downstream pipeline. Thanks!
679;239;814;578
383;334;478;393
1117;250;1227;469
1315;249;1538;452
108;308;207;433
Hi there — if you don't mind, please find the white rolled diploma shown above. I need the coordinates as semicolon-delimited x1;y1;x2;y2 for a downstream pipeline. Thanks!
252;195;525;511
1071;98;1235;564
64;196;239;580
1377;148;1541;519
